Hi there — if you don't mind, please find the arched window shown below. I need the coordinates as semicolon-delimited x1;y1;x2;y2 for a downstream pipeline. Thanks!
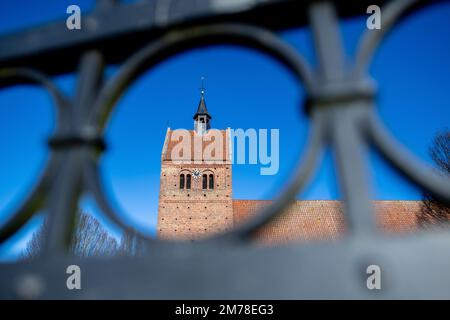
180;174;185;189
186;174;191;189
202;174;207;189
209;174;214;189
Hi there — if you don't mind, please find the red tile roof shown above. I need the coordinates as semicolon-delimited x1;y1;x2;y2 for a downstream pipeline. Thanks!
233;200;421;244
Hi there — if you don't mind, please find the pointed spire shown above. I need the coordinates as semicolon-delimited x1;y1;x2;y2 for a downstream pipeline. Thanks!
193;77;211;134
193;77;211;120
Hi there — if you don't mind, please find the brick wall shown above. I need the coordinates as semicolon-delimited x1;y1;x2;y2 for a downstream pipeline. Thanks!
157;128;234;240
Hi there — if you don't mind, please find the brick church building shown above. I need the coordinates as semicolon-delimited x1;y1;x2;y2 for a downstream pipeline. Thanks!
157;91;421;244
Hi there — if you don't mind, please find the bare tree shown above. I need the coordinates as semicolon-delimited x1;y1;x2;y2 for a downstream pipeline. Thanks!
119;231;143;257
22;211;120;259
418;129;450;226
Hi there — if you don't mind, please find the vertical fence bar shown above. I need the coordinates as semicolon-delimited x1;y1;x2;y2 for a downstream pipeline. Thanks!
43;153;82;254
308;1;376;235
331;105;376;235
43;52;105;255
74;51;104;127
308;1;345;82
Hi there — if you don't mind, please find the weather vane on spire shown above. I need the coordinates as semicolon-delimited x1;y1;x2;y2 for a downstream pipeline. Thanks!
200;76;206;96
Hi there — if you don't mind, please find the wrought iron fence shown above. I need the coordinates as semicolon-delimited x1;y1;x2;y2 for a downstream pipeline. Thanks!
0;0;450;299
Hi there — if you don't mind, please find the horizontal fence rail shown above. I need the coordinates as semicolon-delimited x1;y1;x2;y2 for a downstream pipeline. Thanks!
0;0;450;299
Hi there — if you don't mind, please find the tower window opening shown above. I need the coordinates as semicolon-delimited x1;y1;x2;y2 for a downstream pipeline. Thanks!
180;174;185;189
202;174;207;189
209;174;214;189
186;174;191;189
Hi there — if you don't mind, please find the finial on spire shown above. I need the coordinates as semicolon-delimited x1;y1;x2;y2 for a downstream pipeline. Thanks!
200;76;205;96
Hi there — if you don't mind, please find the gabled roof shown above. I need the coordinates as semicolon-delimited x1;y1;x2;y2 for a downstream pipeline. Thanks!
233;200;421;244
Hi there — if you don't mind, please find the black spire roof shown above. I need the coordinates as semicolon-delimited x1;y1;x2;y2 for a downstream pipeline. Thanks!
193;92;212;120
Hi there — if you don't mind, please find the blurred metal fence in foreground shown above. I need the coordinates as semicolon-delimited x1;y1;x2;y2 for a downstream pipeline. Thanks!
1;0;450;299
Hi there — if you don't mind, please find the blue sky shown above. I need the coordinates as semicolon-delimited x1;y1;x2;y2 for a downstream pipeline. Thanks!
0;0;449;260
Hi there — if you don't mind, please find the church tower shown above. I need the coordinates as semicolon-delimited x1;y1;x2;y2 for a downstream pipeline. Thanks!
157;85;233;241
